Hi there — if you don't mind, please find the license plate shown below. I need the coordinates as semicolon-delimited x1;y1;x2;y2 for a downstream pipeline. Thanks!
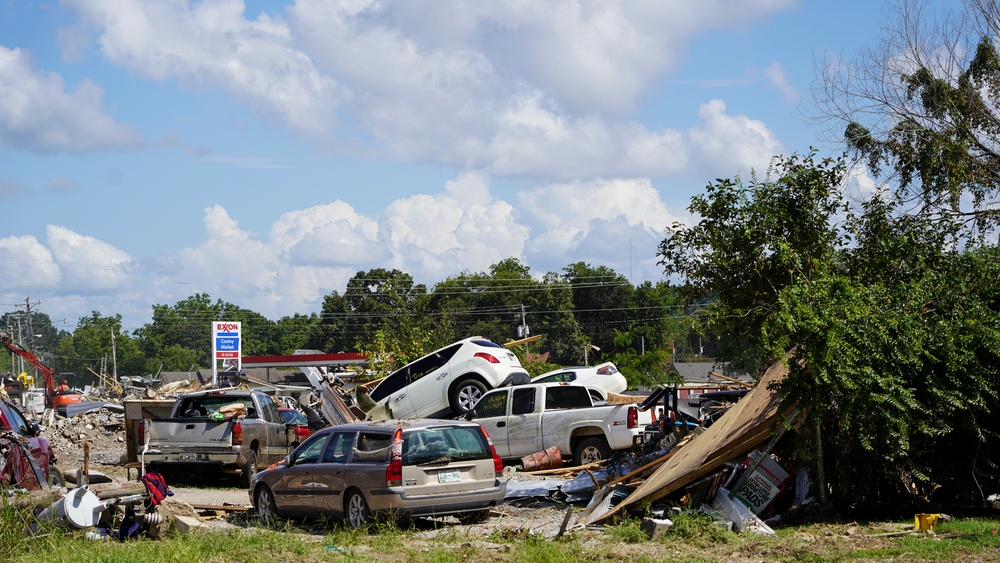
437;469;461;483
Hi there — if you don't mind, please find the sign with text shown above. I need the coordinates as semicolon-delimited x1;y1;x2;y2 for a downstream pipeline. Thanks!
212;321;241;384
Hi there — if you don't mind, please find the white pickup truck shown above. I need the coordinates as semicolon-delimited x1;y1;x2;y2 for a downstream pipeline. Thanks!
140;390;294;487
465;382;654;466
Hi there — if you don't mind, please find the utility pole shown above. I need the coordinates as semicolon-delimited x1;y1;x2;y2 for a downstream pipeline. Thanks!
517;304;530;338
111;326;118;379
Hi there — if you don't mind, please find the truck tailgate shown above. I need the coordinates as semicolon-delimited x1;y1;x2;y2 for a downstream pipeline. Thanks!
147;418;233;449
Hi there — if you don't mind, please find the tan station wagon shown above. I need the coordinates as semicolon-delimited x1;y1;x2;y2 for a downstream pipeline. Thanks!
250;419;507;528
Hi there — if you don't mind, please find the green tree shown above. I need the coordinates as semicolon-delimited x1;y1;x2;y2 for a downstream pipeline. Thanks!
430;258;584;363
275;313;321;354
341;269;429;350
658;152;847;374
54;312;145;383
313;291;352;352
135;293;278;369
562;262;633;360
816;0;1000;233
661;149;1000;506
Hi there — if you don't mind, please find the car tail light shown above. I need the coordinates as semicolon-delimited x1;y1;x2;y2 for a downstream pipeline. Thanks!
386;428;403;486
137;420;145;446
479;426;504;474
474;352;500;364
627;406;638;429
232;422;243;445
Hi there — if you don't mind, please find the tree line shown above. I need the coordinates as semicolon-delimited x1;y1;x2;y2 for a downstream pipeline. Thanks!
1;259;706;390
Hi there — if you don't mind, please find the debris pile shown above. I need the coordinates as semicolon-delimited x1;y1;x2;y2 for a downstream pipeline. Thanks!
45;408;128;466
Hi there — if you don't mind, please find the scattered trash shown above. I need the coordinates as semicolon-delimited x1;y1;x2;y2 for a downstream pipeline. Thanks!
914;513;940;531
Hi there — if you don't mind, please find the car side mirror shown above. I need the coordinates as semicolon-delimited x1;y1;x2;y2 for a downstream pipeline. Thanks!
30;421;41;436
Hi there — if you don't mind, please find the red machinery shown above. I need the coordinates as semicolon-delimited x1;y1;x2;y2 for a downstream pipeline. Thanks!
1;331;81;410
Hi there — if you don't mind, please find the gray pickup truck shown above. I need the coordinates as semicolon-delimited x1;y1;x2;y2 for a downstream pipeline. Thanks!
141;390;294;487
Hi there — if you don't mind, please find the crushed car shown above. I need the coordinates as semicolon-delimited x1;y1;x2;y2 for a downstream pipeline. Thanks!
0;397;62;489
363;337;529;419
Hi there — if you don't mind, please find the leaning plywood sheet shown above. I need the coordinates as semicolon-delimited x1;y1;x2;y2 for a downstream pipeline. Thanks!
583;359;794;525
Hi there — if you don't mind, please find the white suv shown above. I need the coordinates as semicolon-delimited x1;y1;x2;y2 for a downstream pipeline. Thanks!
366;337;529;419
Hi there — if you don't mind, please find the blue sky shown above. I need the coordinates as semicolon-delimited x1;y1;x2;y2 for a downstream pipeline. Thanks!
0;0;914;332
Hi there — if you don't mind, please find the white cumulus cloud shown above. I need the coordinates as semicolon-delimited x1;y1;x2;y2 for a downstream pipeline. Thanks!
0;45;141;153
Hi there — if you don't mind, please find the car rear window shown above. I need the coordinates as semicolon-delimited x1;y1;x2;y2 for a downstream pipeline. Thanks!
402;425;491;465
175;396;259;418
471;339;502;348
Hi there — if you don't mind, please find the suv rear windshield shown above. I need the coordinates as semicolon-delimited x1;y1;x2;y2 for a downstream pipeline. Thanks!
402;425;491;465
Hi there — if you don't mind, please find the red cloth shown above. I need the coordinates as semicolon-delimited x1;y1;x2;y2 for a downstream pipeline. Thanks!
139;471;173;507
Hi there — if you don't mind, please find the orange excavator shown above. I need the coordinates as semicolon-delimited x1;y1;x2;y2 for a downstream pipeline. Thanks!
1;331;81;410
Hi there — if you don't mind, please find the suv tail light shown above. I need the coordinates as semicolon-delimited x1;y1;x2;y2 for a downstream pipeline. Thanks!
232;421;243;445
137;420;145;446
479;426;504;474
627;406;638;429
386;428;404;486
474;352;500;364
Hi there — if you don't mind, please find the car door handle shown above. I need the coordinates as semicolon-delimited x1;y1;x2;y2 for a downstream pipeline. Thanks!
496;421;506;428
394;394;406;402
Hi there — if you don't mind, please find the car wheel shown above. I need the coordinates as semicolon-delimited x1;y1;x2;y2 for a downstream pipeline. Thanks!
573;437;612;466
255;485;278;527
47;465;65;489
345;489;370;529
449;378;488;415
456;510;490;525
239;449;258;488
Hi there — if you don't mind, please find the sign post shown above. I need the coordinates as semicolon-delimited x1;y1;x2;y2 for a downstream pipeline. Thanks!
212;321;241;387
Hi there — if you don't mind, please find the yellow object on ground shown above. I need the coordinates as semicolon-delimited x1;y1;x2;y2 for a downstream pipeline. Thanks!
915;513;939;530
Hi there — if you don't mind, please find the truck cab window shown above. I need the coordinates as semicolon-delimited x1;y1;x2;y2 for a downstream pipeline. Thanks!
511;388;535;415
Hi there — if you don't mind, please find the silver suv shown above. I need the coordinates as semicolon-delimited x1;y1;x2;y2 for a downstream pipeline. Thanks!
250;419;507;528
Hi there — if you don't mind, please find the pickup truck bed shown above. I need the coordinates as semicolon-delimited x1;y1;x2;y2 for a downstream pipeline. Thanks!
141;390;293;487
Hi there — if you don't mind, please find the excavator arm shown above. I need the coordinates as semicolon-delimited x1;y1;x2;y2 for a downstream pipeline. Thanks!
1;331;56;405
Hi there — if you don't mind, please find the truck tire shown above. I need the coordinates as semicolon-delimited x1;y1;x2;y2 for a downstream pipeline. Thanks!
449;378;487;415
573;437;612;466
239;449;258;488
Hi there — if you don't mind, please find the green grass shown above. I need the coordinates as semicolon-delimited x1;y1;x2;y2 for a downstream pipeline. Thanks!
3;501;1000;563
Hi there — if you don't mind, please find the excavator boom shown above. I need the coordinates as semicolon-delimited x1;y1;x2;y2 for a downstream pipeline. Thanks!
1;331;71;408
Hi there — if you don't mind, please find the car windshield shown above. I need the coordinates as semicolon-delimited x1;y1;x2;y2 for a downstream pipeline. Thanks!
402;425;491;465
